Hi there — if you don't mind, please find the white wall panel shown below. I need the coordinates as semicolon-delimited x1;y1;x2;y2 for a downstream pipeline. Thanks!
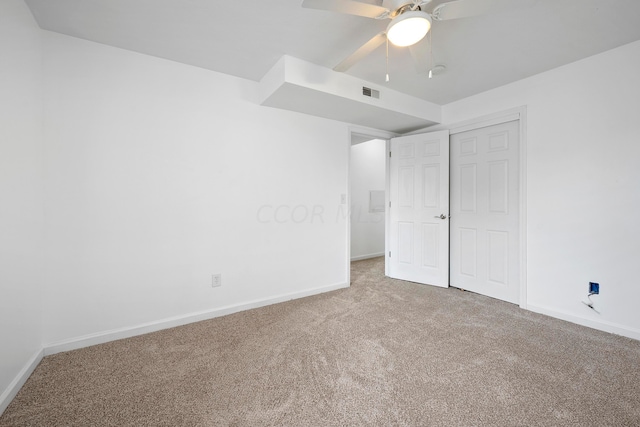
41;32;349;345
0;0;44;414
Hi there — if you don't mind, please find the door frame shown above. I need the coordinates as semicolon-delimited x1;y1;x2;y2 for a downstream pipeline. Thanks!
441;106;528;308
347;126;397;287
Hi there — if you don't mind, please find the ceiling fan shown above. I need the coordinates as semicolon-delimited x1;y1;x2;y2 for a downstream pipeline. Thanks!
302;0;526;74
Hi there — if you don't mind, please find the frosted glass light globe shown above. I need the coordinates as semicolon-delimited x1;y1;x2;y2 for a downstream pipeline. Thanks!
387;11;432;47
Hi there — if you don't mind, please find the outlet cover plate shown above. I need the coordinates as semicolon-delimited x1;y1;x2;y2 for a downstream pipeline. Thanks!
212;274;222;288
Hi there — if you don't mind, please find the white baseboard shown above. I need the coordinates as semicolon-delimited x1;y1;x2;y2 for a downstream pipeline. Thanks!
351;252;384;262
0;348;43;417
527;304;640;341
44;281;349;356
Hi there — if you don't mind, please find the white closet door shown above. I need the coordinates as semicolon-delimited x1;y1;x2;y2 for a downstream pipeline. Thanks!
450;120;519;303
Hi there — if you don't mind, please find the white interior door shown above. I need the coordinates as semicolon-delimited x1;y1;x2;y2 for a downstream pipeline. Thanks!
450;120;520;303
388;130;449;287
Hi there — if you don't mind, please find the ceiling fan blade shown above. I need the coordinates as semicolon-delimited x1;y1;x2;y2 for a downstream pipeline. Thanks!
333;32;387;72
408;39;430;75
431;0;531;21
302;0;390;19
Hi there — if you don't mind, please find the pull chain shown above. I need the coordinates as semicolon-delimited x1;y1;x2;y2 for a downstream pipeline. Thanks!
428;27;433;79
385;36;390;82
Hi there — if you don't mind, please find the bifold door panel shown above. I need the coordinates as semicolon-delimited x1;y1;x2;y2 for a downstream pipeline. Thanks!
450;120;520;303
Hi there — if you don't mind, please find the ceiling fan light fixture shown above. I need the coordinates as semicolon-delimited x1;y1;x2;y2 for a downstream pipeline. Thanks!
386;11;431;47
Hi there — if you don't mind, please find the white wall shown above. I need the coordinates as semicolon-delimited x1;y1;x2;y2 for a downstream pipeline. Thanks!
443;40;640;338
42;32;349;346
350;139;386;260
0;0;44;413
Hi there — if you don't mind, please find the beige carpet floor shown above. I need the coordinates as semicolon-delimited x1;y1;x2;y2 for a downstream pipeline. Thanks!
2;257;640;426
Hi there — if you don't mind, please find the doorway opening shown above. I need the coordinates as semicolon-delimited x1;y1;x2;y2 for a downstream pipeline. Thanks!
350;136;386;262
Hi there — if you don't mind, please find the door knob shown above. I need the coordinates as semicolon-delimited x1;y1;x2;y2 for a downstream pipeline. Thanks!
434;214;447;220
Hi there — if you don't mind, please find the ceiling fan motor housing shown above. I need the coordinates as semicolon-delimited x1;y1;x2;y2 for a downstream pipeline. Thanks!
382;0;430;17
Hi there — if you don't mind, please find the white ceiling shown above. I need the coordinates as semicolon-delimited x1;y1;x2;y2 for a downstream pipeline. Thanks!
25;0;640;105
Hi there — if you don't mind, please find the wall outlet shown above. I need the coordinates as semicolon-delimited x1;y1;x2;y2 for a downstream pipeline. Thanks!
589;282;599;295
212;274;222;288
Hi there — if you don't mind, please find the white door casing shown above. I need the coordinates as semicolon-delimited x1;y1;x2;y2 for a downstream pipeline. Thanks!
450;120;520;303
388;130;450;287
